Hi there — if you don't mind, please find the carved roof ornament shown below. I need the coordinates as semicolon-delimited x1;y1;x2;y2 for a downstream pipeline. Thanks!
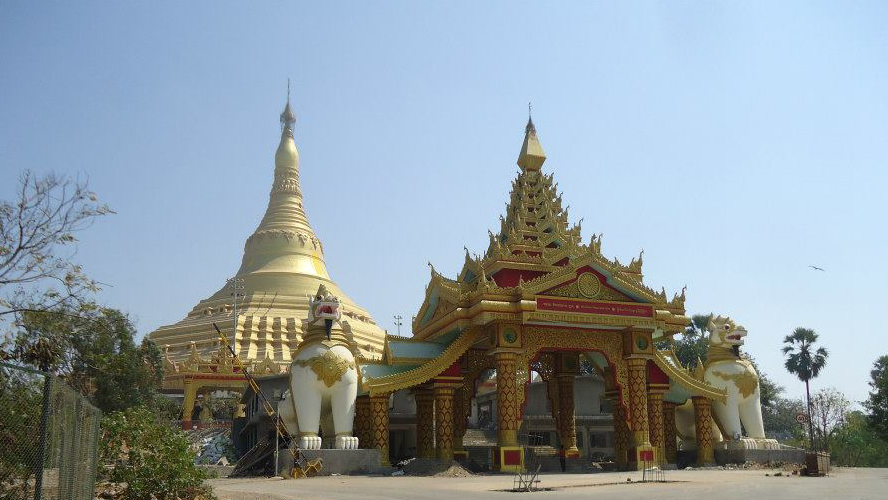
253;354;279;375
184;342;202;372
627;250;644;279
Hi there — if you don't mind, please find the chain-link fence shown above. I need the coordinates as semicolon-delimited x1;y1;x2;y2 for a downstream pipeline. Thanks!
0;362;102;500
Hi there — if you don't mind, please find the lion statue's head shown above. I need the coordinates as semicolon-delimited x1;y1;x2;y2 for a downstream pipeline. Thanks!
706;315;748;348
307;284;341;325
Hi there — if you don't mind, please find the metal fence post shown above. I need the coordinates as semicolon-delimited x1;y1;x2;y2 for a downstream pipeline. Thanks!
67;397;83;497
274;413;280;476
33;374;53;500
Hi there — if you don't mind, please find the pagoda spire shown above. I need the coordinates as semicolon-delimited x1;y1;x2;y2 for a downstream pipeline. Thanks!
233;94;332;280
517;104;546;171
280;78;295;136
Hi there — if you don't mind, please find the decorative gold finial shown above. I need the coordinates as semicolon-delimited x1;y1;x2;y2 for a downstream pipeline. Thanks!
517;103;545;171
526;102;536;134
280;79;296;136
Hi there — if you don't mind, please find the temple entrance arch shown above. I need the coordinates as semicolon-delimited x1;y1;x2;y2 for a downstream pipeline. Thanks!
519;342;628;462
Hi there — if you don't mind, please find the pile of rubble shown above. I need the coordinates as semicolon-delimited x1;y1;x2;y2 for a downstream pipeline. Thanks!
684;461;804;472
189;429;236;465
394;458;474;477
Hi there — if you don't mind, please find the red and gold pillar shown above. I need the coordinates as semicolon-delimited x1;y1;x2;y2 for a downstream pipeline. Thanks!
692;396;715;466
434;386;455;461
606;390;630;470
181;378;197;430
557;375;580;457
626;358;655;469
452;386;470;460
647;387;668;465
354;395;372;449
494;350;524;472
413;390;435;459
370;393;391;466
662;401;678;464
555;352;581;458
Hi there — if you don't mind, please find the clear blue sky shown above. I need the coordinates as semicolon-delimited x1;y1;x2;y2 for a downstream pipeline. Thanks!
1;2;886;405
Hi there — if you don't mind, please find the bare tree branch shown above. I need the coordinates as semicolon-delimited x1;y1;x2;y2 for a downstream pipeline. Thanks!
0;171;112;322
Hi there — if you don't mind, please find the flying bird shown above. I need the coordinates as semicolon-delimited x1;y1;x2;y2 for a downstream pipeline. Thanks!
808;265;825;272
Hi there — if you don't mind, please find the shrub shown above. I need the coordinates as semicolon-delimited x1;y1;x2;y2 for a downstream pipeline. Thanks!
100;406;214;500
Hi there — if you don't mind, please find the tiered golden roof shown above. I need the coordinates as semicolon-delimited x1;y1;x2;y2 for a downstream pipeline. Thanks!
410;116;688;340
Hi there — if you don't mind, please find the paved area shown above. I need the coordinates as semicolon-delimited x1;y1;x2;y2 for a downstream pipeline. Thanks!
209;467;888;500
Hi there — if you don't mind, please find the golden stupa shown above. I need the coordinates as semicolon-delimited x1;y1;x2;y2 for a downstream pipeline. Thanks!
150;98;386;377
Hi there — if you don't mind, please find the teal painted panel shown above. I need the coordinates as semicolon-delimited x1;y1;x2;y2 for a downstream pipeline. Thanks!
388;341;446;360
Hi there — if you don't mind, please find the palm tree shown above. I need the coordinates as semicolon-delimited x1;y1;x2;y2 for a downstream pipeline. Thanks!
782;327;829;451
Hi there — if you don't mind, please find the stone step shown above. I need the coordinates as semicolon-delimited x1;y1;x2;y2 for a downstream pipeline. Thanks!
462;428;498;446
526;456;593;473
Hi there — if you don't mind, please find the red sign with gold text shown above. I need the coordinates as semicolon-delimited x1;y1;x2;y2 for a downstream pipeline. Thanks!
536;297;653;317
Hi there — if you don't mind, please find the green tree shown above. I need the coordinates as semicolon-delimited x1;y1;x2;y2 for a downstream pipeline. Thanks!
828;410;888;467
808;387;849;452
782;327;828;451
6;306;165;413
762;396;807;443
864;355;888;442
101;406;213;500
663;313;712;368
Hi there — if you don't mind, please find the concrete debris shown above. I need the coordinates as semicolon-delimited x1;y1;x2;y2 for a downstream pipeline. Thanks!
398;458;473;477
188;429;237;465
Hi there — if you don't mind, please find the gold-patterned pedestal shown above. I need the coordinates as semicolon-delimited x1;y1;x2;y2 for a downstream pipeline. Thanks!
626;358;655;469
647;389;666;465
607;390;630;470
495;351;523;472
663;401;678;464
354;395;372;448
413;390;435;459
692;396;715;465
370;393;390;466
434;386;455;461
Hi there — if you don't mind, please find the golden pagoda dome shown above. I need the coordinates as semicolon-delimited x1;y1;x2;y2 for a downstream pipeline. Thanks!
150;97;386;377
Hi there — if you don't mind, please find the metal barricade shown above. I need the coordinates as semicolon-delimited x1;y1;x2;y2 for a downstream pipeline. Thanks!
0;362;102;500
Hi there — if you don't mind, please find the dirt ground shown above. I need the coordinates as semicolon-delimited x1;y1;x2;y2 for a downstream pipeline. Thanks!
208;466;888;500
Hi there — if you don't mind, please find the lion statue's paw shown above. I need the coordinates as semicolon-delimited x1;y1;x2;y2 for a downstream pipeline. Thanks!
335;435;359;450
722;437;780;450
299;435;323;450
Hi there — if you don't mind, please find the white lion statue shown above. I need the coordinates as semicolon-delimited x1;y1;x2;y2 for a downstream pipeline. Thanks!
281;284;359;450
675;315;778;450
